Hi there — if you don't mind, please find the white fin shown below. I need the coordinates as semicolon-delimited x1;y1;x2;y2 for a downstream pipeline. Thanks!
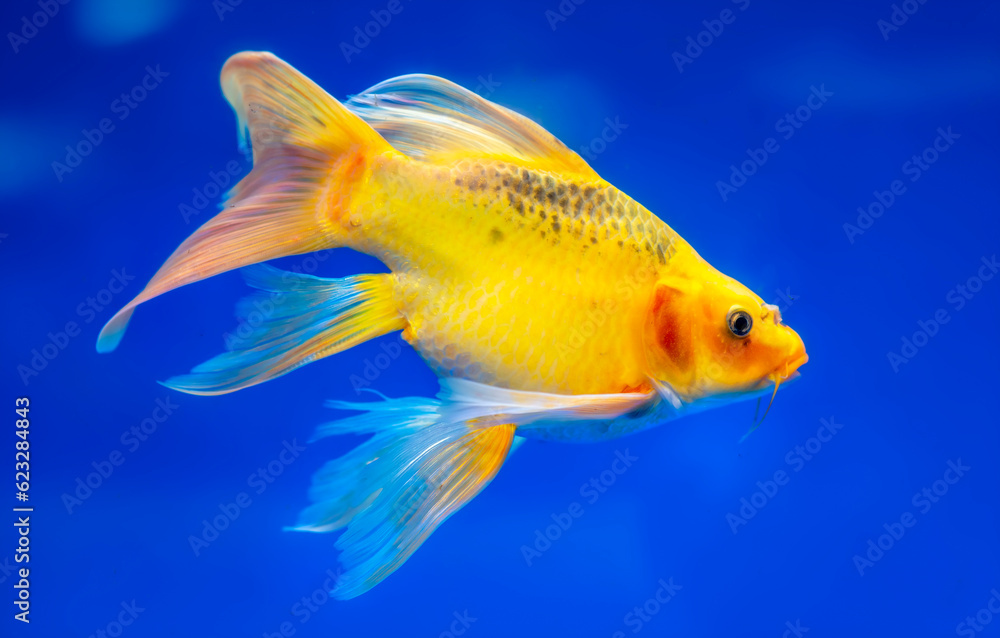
345;75;604;180
291;379;654;598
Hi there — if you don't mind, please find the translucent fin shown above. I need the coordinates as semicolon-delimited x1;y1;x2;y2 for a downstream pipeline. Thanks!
290;378;653;598
508;435;528;458
293;390;515;599
162;265;404;396
97;51;393;353
345;74;604;180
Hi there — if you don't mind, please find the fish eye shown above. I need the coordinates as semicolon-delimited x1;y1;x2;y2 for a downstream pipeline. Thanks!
727;309;753;337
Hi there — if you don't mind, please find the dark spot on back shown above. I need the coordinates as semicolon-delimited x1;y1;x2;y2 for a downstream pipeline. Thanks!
490;228;504;243
551;220;561;233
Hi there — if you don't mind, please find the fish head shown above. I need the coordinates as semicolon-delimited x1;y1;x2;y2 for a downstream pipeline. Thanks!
642;257;807;404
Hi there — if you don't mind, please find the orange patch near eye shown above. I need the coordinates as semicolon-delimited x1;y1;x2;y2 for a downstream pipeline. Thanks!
651;285;691;369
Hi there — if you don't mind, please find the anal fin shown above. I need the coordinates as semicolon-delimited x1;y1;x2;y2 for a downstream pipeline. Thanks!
290;377;656;599
296;406;515;599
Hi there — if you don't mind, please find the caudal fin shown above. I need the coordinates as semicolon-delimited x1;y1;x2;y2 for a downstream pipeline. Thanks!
162;265;405;395
97;51;394;353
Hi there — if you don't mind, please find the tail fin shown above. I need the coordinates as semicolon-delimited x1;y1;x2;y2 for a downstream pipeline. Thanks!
292;381;522;599
97;51;394;353
162;265;405;396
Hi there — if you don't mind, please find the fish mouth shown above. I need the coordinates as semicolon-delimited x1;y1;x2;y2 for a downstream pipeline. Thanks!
765;350;809;384
754;351;808;391
778;351;809;380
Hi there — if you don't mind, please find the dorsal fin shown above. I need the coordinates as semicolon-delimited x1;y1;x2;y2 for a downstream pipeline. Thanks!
345;74;604;180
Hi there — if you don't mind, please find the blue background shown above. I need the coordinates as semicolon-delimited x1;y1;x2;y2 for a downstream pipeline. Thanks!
2;0;998;636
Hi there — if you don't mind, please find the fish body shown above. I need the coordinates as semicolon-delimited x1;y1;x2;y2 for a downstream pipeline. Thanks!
97;52;808;598
359;156;681;395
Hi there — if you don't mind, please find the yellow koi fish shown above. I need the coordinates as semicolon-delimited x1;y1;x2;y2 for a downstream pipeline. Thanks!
97;52;807;598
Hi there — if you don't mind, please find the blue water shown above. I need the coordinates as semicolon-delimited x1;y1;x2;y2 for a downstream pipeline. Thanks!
2;0;998;635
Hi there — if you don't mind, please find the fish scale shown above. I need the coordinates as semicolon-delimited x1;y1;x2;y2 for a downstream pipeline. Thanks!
351;156;685;394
